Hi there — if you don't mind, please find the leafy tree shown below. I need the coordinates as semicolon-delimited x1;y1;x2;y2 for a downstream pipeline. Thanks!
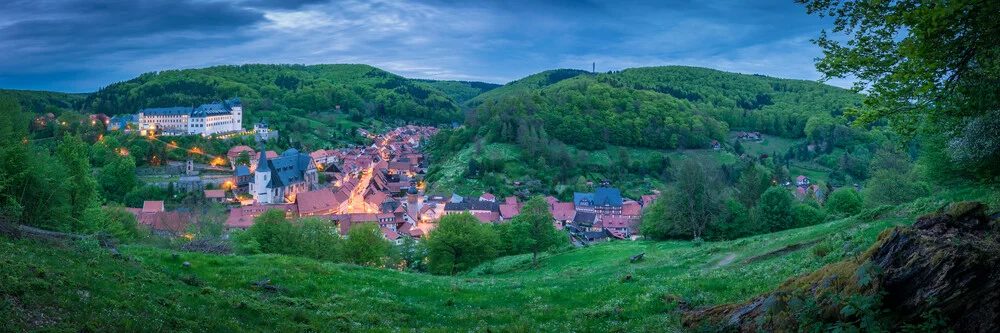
639;191;673;240
736;162;770;208
83;205;141;243
792;204;826;228
56;134;101;232
864;150;930;206
98;154;137;204
341;222;390;267
757;186;794;232
827;188;863;216
799;0;1000;175
394;236;428;272
236;209;296;255
427;213;499;275
673;159;723;239
234;151;251;167
507;197;562;267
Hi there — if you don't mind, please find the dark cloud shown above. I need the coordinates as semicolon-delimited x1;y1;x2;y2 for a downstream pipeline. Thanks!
0;0;848;92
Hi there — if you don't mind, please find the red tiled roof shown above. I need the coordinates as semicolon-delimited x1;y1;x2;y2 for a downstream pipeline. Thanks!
381;227;400;240
622;201;641;216
640;194;659;207
227;145;255;158
142;201;164;213
265;151;279;159
296;189;339;215
225;208;254;229
505;197;517;205
499;204;520;219
545;196;558;205
472;211;499;223
139;212;194;233
204;190;226;199
480;193;495;201
550;202;576;221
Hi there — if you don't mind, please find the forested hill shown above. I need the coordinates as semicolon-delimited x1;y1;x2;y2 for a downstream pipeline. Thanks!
464;69;590;107
463;66;862;150
0;89;86;114
84;64;463;123
413;79;501;105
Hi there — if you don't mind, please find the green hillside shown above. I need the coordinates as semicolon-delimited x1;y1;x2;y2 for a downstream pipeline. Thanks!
3;187;990;332
464;69;590;107
413;79;502;105
0;89;87;114
84;64;462;123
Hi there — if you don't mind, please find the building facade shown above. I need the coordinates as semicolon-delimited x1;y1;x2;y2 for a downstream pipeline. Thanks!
138;97;243;136
250;147;319;204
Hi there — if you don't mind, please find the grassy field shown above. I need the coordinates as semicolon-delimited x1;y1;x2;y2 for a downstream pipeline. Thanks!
728;132;802;158
4;187;989;332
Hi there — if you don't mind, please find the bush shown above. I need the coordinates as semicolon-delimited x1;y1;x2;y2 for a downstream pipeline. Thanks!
792;204;826;228
826;188;863;216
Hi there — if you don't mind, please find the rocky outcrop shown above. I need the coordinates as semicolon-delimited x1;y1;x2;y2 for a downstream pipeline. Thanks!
683;201;1000;332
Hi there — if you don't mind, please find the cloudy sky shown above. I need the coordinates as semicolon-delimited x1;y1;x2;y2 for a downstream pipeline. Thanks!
0;0;849;92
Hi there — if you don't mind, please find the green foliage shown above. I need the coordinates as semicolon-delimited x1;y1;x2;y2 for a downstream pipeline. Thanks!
792;204;826;228
413;79;501;104
427;213;500;275
98;154;137;204
85;64;462;124
827;188;864;217
234;210;346;262
0;89;85;114
84;205;141;243
757;186;794;233
498;197;562;266
341;222;390;267
800;0;1000;178
863;150;930;207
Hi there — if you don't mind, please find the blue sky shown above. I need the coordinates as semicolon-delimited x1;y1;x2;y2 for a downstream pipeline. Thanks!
0;0;851;92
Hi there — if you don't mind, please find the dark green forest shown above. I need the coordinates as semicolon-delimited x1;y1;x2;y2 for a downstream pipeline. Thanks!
413;79;501;104
83;64;463;124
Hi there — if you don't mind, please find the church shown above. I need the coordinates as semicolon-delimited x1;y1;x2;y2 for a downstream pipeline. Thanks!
250;147;319;204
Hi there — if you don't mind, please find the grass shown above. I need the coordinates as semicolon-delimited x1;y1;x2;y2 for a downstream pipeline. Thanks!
729;132;802;158
0;189;969;332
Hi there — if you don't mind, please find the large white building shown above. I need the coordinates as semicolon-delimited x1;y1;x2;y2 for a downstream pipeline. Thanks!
138;97;243;136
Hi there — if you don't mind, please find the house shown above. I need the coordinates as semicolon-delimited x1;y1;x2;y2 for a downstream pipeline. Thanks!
796;175;811;187
234;165;252;193
574;188;624;217
711;140;722;150
142;200;165;213
499;202;520;221
640;194;659;208
602;215;635;238
479;193;496;202
549;202;576;227
381;227;403;245
227;146;256;170
204;189;226;203
250;147;319;204
572;211;598;231
296;189;341;216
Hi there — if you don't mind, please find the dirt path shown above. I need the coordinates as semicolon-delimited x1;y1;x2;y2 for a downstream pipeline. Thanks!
712;254;738;269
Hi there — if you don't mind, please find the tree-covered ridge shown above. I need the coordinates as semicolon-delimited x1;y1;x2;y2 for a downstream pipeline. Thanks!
464;69;590;107
604;66;864;137
0;89;87;114
83;64;463;123
463;66;863;151
412;79;502;105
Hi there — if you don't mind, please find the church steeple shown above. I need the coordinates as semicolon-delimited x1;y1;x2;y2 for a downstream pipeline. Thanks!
256;145;270;172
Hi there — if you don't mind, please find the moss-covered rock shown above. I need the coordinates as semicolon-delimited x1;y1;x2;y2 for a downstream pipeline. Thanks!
683;201;1000;332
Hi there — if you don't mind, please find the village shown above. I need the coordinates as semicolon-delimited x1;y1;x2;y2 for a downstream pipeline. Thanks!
106;99;836;247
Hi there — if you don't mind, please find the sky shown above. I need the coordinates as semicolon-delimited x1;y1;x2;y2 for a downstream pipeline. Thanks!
0;0;852;93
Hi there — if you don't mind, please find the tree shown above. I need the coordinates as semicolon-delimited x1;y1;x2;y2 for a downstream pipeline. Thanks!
864;150;930;206
736;163;770;208
757;186;794;233
672;160;723;240
799;0;1000;174
57;134;101;232
234;151;251;167
83;205;141;243
98;154;137;204
792;204;826;228
507;197;562;267
236;209;296;254
427;213;499;275
827;188;863;216
341;222;389;266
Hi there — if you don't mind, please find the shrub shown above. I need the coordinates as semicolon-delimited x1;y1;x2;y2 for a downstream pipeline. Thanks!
792;204;826;228
826;188;863;216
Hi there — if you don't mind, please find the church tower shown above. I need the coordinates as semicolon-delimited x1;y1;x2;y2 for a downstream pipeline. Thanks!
230;97;243;132
253;146;272;204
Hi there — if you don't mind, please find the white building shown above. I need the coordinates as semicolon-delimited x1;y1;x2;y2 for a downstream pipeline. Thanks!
254;119;276;141
250;147;319;204
138;97;243;136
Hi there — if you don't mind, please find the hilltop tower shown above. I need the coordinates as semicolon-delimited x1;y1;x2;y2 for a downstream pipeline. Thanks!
230;97;243;132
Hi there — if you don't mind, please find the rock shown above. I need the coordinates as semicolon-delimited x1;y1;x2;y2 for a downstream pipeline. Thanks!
683;201;1000;332
182;261;191;268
